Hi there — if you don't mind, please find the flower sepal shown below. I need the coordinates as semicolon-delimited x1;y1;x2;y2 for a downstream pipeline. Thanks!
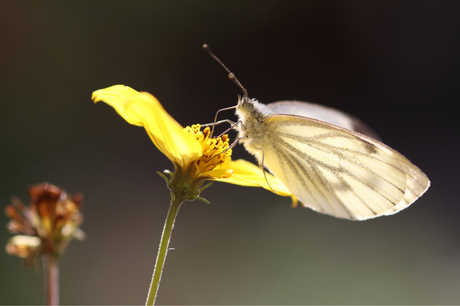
158;164;213;205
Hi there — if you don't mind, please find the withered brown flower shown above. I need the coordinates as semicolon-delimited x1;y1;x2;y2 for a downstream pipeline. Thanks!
5;183;85;267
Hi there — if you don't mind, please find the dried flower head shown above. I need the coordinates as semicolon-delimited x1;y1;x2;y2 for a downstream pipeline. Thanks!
5;183;85;267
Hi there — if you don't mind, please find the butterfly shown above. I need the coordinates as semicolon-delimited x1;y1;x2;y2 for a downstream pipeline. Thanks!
235;96;430;220
204;44;430;220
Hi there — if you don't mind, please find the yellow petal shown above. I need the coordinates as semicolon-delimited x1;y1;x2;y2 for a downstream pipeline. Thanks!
216;159;293;197
92;85;201;167
202;168;233;179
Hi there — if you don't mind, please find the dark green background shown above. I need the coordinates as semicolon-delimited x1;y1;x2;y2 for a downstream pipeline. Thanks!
1;0;459;304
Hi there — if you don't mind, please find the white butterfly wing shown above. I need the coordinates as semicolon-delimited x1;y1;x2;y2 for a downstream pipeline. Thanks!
266;100;380;140
258;115;429;220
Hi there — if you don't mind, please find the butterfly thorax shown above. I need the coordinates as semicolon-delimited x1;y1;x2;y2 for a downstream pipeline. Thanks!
235;96;274;162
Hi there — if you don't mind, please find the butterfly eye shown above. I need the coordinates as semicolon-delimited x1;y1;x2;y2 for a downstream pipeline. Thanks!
242;99;254;112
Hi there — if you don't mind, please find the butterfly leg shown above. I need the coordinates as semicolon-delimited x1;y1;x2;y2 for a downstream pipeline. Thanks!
209;105;238;136
200;119;235;128
254;146;278;194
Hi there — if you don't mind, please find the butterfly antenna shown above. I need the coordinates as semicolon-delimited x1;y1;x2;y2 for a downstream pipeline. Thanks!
203;44;248;97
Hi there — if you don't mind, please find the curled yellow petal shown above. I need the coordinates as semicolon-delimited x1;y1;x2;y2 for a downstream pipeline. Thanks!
92;85;201;167
217;159;293;197
203;168;233;179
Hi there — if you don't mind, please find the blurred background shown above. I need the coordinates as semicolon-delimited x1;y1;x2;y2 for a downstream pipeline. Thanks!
1;0;459;304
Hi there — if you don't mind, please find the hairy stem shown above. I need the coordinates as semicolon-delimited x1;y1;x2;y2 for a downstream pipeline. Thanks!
145;199;182;306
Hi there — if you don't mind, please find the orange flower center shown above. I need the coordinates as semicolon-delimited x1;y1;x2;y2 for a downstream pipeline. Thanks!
184;124;232;175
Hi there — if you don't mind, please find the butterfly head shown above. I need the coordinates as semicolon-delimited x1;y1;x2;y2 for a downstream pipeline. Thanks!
236;96;259;122
237;95;254;112
235;96;273;132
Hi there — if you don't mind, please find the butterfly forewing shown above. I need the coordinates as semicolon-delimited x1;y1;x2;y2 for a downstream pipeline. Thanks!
260;115;429;220
266;100;381;140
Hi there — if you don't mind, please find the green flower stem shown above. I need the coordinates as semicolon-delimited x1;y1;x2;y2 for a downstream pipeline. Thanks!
145;198;183;306
44;254;59;306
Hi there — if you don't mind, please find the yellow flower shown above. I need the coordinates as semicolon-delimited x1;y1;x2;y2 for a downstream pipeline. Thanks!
5;183;85;267
92;85;294;203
